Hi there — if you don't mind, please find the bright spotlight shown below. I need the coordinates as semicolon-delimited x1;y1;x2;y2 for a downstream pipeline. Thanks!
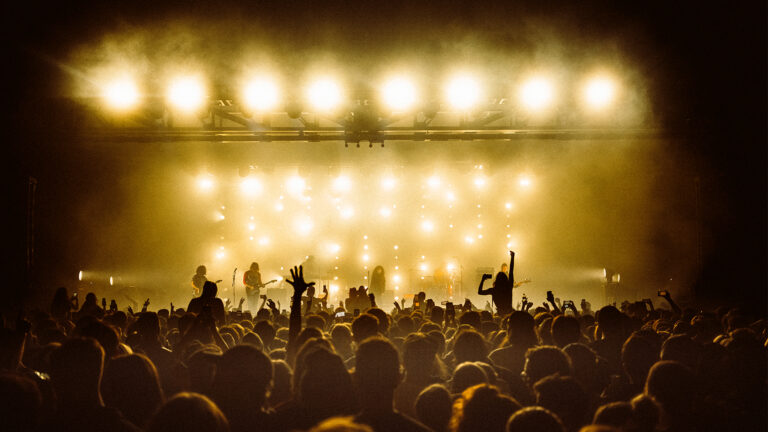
258;236;270;246
78;270;83;281
393;274;401;283
381;177;396;190
427;176;441;188
102;78;140;110
445;191;456;202
274;202;284;212
332;175;352;193
328;243;341;254
464;235;475;244
197;175;215;192
330;284;339;294
296;218;314;235
446;263;455;272
109;276;114;286
166;76;206;112
286;176;306;195
421;220;435;232
379;207;392;218
215;249;226;260
419;263;428;272
583;76;617;109
473;176;487;188
519;77;555;110
362;254;370;262
243;77;279;111
307;78;343;111
381;76;417;111
240;178;262;196
505;202;513;210
446;75;481;110
340;206;355;219
518;176;533;188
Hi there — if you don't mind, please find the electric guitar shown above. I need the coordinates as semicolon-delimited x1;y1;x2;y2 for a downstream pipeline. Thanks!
245;279;277;297
513;279;532;288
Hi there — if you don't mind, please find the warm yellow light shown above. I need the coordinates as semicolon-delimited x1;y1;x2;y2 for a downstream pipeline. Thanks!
447;263;455;271
473;176;487;188
286;176;306;195
274;202;284;212
215;250;226;260
381;76;417;111
583;76;617;109
248;223;255;231
243;78;279;111
519;77;555;110
330;284;339;294
427;176;441;188
307;78;343;111
465;235;475;244
78;270;83;281
328;243;341;254
518;176;532;188
393;274;401;283
379;207;392;218
421;220;434;232
446;75;481;110
362;254;370;262
197;176;214;192
109;276;114;286
333;175;352;193
340;206;354;219
166;76;206;112
258;236;270;246
505;202;513;210
296;218;314;235
419;263;428;272
102;78;140;110
240;178;262;196
381;177;396;190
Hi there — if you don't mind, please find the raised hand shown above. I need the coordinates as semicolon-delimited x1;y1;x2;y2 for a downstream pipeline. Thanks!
546;291;555;304
286;265;315;299
368;292;376;307
239;297;246;305
225;298;231;307
127;306;134;315
267;299;277;310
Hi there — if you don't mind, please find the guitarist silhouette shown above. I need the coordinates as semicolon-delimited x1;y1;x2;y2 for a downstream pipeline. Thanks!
244;262;276;310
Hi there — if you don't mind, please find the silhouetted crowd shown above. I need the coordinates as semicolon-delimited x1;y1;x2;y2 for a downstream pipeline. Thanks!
1;264;766;432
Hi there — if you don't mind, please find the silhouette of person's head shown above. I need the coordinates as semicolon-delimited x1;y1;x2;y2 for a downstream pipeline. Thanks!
49;337;105;408
307;416;374;432
453;329;488;364
101;353;164;428
595;306;623;338
351;314;379;344
269;359;293;407
212;344;272;414
592;402;632;428
0;372;42;432
621;333;659;386
196;265;207;276
415;384;452;432
459;311;482;331
660;334;699;370
629;394;660;432
451;361;488;394
331;324;353;354
523;346;572;387
533;375;588;432
506;406;566;432
202;281;218;298
551;315;581;348
505;311;538;347
450;384;521;432
402;333;440;380
354;337;401;408
250;262;259;272
147;392;229;432
299;347;356;420
644;360;697;426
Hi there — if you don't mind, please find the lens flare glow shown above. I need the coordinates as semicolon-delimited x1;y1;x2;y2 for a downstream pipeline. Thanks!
295;218;314;235
307;78;343;111
583;77;617;109
427;176;441;188
519;77;555;110
381;177;396;190
473;176;487;188
286;176;306;195
78;270;83;281
446;75;481;110
243;78;279;111
197;176;215;192
379;207;392;218
518;176;533;188
340;206;355;219
166;76;206;112
240;178;262;196
102;78;140;110
381;76;417;111
421;220;435;232
332;175;352;193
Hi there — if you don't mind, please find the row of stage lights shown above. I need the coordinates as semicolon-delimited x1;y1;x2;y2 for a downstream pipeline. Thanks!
100;72;619;115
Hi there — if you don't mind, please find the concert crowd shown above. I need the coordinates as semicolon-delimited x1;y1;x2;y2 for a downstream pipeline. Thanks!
0;254;766;432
